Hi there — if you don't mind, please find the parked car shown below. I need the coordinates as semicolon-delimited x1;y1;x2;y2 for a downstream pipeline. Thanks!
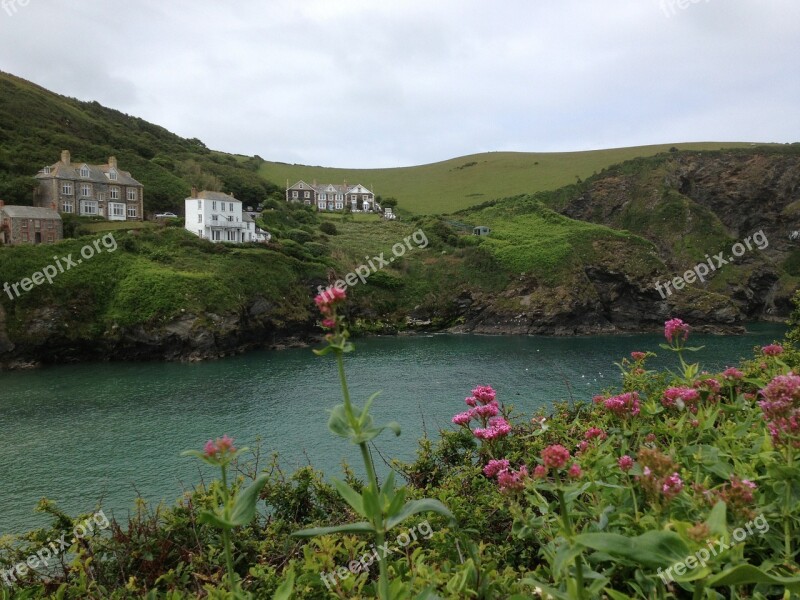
154;212;178;219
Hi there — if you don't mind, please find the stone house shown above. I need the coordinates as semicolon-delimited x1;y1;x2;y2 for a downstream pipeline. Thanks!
33;150;144;221
0;201;63;245
285;180;377;212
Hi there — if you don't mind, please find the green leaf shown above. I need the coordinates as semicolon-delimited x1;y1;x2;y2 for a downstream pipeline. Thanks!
332;478;366;517
386;486;407;520
198;509;235;530
291;521;375;538
362;487;381;522
705;501;727;537
380;471;396;500
230;474;270;527
327;404;355;439
519;578;571;600
576;531;689;569
359;391;382;427
385;498;455;531
272;570;295;600
707;565;800;591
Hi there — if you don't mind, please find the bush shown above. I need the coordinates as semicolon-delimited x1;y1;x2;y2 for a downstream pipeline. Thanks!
319;221;337;235
286;229;313;244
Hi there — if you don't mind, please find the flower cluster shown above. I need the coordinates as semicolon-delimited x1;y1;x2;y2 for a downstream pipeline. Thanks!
203;435;236;460
535;444;582;479
661;386;700;412
661;472;684;499
314;287;346;328
664;318;690;345
483;459;528;492
722;366;744;380
630;351;647;362
603;391;641;418
636;447;684;502
452;386;512;442
762;344;784;357
618;455;634;472
758;374;800;448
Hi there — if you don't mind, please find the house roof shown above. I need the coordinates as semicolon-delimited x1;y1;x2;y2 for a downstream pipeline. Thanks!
36;161;143;187
1;205;62;220
288;181;374;195
194;191;241;202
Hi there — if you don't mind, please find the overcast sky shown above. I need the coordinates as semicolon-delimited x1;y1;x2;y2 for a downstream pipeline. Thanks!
1;0;798;168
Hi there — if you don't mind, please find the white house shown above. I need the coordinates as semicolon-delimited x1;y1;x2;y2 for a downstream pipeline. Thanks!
185;189;268;244
244;211;271;242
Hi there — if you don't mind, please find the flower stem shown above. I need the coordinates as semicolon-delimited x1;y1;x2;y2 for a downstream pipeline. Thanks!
220;466;238;593
557;489;585;600
784;447;794;563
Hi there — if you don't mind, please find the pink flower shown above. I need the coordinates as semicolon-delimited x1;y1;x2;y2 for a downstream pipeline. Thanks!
568;463;582;478
584;427;607;441
723;367;744;380
452;411;473;426
631;351;647;362
577;440;589;453
497;465;528;492
314;287;346;315
662;386;700;410
533;465;548;479
662;472;684;498
592;394;606;404
474;402;499;418
471;385;497;405
762;344;784;357
321;318;337;329
203;435;236;458
464;396;477;407
758;374;800;448
604;392;641;418
542;444;571;469
690;419;700;428
483;459;510;478
664;318;690;344
473;417;511;440
618;455;634;471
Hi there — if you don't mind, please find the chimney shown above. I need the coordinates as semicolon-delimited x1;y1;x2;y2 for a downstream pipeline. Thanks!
61;150;70;165
191;186;198;198
51;202;57;210
108;156;118;168
0;200;5;208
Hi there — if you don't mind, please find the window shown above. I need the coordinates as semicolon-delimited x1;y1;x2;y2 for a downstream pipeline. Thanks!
292;191;298;199
47;234;54;243
110;187;120;200
47;221;54;229
20;220;28;229
227;230;236;241
221;203;226;212
212;201;217;210
212;230;221;241
198;229;203;237
335;201;343;210
96;190;105;201
109;203;125;218
320;193;326;201
127;188;137;201
34;219;41;229
80;184;91;197
197;200;201;210
299;183;304;189
212;214;218;221
304;191;310;198
80;200;98;216
80;166;90;178
127;206;137;218
62;201;74;213
21;232;28;242
229;203;233;212
43;166;51;174
109;170;117;181
318;202;325;210
62;182;73;195
198;214;202;222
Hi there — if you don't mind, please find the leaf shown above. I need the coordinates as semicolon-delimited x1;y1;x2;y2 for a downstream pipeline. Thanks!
707;564;800;591
575;531;689;569
332;478;366;517
705;501;727;537
272;570;295;600
385;498;455;531
198;509;235;530
362;487;381;522
291;521;375;538
359;391;382;427
327;404;355;439
230;474;270;527
519;578;571;600
386;486;407;520
380;471;396;500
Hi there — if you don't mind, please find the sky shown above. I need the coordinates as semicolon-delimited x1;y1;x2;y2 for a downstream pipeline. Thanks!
0;0;798;168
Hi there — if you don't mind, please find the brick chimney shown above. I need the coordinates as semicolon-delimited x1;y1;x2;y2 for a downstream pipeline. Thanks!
61;150;70;165
191;186;198;198
108;156;118;168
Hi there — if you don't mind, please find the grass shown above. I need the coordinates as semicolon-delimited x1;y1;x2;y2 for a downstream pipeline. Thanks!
258;143;759;215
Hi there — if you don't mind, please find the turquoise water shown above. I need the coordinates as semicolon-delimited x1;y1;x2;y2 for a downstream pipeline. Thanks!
0;325;785;535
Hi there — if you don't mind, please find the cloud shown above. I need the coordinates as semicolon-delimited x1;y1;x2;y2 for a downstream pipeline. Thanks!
0;0;797;167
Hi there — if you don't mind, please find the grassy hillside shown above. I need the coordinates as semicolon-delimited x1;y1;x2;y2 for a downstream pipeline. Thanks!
257;143;759;215
0;72;280;211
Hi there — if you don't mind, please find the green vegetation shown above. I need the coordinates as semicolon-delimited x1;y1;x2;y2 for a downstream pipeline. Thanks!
0;72;281;212
2;310;799;598
258;144;760;215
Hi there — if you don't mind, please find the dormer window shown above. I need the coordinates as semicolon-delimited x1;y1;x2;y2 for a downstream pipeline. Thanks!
80;165;90;178
43;166;51;174
299;183;304;189
108;170;117;181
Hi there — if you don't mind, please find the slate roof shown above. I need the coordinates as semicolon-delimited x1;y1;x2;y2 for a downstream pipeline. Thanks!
1;205;62;220
36;160;143;187
196;191;240;203
287;181;374;195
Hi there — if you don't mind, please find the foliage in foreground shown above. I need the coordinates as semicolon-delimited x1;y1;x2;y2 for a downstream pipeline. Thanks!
2;309;800;597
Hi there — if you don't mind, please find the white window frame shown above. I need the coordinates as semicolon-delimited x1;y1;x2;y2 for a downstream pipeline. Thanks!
212;230;221;241
292;191;298;198
62;181;73;195
127;206;137;218
62;200;74;213
127;188;137;201
109;170;118;181
80;184;91;197
198;214;202;222
80;200;98;216
110;187;120;200
229;203;233;212
109;202;126;220
80;166;90;178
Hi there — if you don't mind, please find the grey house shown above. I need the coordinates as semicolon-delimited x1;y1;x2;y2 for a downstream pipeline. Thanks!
473;226;491;236
0;201;63;245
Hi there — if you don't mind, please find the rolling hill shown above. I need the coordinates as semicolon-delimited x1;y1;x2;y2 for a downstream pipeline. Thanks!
256;143;762;215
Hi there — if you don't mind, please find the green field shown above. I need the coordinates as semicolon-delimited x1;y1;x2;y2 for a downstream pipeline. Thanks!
258;143;758;215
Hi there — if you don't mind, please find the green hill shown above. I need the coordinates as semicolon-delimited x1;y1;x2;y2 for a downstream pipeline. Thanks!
0;71;279;212
257;143;761;215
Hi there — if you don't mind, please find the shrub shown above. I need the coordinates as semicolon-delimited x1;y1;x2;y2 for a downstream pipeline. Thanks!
319;221;338;235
